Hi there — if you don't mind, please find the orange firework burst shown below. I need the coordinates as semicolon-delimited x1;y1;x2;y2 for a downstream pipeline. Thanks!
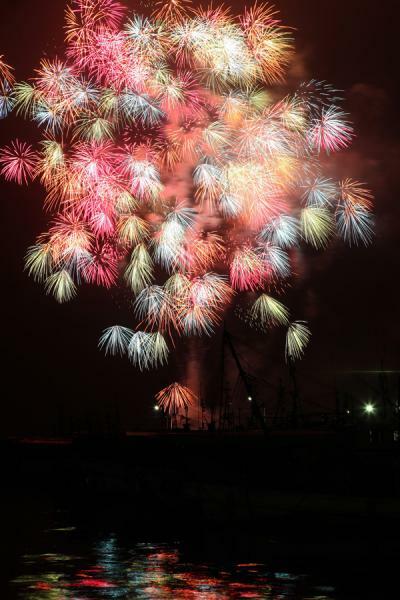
155;382;197;415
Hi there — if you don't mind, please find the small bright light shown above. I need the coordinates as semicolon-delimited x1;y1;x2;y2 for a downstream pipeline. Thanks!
154;405;160;411
346;410;350;414
363;403;375;415
247;396;252;402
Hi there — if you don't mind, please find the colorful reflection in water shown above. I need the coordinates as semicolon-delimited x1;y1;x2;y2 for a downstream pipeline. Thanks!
10;530;336;599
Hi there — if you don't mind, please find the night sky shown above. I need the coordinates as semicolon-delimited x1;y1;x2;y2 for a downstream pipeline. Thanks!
1;0;398;435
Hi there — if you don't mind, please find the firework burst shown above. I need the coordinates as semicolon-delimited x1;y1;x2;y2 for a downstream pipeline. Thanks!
155;382;197;415
1;0;374;407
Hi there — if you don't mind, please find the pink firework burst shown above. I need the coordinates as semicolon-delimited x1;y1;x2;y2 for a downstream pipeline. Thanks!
0;0;374;383
0;140;38;185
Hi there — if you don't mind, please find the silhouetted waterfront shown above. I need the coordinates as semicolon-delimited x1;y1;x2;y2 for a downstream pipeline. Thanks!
2;433;400;598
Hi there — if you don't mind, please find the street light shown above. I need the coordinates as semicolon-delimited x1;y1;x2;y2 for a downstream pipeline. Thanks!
363;402;376;415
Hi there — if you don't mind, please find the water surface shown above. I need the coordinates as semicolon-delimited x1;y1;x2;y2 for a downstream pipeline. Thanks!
8;522;337;599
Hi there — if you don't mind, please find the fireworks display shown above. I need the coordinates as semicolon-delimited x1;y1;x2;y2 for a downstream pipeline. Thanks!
155;382;197;416
0;0;374;412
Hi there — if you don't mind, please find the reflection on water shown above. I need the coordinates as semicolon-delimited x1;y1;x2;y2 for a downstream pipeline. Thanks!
10;526;335;599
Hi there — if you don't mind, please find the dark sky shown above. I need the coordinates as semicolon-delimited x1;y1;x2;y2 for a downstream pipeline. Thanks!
1;0;398;435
